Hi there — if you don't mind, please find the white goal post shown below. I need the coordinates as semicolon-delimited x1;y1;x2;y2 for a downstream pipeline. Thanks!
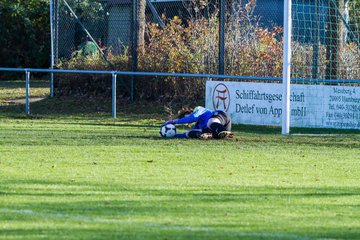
282;0;292;135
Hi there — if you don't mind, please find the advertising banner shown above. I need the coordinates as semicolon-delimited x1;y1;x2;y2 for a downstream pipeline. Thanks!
206;81;360;129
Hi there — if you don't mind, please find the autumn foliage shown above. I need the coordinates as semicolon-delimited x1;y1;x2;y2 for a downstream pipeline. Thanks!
56;2;359;101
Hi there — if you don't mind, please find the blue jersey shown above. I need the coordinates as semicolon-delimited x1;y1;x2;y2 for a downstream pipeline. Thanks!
174;106;218;130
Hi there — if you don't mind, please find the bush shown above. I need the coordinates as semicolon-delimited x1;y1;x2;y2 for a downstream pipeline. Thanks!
55;13;285;101
56;0;359;101
0;0;50;69
55;51;129;97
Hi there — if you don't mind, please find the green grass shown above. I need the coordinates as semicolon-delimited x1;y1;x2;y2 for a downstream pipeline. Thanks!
1;80;360;239
0;80;50;105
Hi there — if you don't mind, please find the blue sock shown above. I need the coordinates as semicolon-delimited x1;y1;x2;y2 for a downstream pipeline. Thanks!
175;133;187;138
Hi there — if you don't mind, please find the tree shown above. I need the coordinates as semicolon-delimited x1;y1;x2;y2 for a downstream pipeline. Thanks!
0;0;50;69
325;0;344;80
137;0;146;55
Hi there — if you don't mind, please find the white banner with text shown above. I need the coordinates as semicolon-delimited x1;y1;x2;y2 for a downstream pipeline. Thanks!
205;81;360;129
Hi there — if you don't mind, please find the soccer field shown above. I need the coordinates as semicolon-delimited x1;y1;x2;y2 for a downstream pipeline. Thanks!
1;82;360;239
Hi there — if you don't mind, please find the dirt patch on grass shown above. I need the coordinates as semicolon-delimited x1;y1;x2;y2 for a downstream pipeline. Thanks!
4;97;46;105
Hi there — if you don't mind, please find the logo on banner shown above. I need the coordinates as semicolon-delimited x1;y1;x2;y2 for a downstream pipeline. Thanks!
212;83;230;111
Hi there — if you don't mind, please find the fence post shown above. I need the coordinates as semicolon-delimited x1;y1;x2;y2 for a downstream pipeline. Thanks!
131;0;139;102
50;74;54;97
54;0;59;63
25;71;30;115
312;0;320;79
50;0;55;97
112;73;117;119
282;0;292;135
219;0;225;75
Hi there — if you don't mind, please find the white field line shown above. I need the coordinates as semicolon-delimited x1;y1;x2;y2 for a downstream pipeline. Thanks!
0;208;334;240
291;134;346;137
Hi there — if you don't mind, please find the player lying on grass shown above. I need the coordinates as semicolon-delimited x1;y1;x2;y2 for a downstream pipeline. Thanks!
162;106;234;139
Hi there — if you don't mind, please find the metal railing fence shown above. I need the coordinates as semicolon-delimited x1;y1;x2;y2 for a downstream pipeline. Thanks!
1;67;359;119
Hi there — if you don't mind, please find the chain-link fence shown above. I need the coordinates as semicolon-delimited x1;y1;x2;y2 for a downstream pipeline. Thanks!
292;0;360;83
55;0;283;76
55;0;359;78
56;0;109;62
52;0;359;101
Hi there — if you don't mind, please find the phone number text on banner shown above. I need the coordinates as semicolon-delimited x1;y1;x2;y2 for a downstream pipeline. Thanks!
205;81;360;130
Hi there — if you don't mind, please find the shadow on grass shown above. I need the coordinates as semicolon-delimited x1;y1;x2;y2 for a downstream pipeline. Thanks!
2;179;360;199
0;95;167;117
1;96;359;140
62;122;161;129
1;119;359;148
235;124;360;135
1;179;360;239
0;80;48;89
